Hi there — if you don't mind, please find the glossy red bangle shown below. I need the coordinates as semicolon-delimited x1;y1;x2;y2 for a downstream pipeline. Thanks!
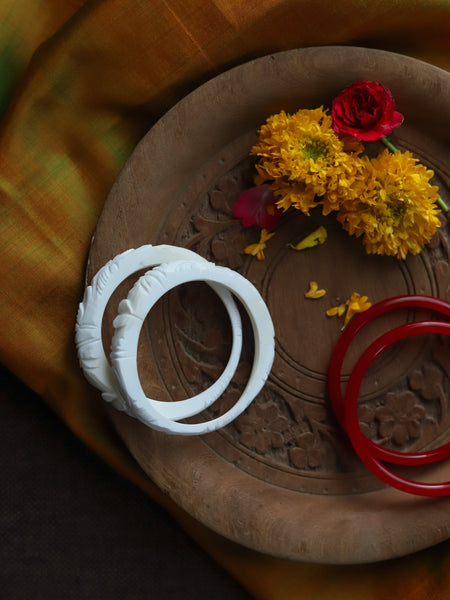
344;320;450;497
328;295;450;466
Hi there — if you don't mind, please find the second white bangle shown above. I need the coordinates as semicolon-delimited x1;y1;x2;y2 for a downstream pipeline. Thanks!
111;259;275;435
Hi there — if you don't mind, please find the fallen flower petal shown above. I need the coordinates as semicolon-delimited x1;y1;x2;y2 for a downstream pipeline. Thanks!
290;226;327;251
326;292;371;326
244;228;275;260
233;184;283;229
344;293;372;325
305;281;326;299
326;304;346;317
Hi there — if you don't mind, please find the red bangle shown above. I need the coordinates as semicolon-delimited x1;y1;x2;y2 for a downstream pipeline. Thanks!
343;320;450;497
328;295;450;466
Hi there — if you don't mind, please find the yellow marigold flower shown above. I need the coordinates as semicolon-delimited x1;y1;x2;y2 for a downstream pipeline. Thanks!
337;149;441;259
269;179;316;213
305;281;326;299
250;107;363;216
244;228;275;260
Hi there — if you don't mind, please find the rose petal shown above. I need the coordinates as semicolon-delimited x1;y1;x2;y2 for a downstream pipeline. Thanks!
233;184;282;229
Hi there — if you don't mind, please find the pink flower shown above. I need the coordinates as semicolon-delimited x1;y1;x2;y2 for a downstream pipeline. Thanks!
331;80;404;141
232;184;282;229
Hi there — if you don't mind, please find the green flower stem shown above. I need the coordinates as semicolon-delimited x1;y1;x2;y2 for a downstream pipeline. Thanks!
437;197;449;212
381;136;399;153
381;137;449;212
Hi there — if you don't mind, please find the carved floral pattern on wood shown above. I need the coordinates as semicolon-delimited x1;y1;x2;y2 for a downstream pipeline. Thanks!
151;154;449;494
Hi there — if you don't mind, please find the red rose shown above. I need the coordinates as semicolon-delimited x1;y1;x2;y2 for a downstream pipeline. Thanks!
331;80;403;141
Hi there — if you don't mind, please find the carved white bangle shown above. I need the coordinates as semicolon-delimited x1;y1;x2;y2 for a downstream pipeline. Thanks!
111;259;275;435
75;245;243;419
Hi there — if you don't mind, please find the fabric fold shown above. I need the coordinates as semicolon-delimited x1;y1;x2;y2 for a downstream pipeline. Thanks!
0;1;449;598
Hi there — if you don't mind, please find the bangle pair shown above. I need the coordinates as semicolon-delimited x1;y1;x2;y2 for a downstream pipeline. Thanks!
76;245;274;435
328;295;450;497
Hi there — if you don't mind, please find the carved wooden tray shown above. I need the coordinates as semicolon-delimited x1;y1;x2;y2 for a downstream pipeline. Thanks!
86;47;450;564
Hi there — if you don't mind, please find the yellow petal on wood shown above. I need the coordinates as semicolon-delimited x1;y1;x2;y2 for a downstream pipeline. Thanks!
326;304;346;317
305;281;326;299
290;226;327;251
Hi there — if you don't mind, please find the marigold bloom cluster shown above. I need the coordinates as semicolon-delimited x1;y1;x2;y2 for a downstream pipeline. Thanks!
247;107;441;259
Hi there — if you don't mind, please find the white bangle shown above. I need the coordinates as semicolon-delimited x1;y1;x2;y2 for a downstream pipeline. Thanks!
76;245;243;419
111;259;275;435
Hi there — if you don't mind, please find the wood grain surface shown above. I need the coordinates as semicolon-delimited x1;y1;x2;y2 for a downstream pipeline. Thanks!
85;46;450;564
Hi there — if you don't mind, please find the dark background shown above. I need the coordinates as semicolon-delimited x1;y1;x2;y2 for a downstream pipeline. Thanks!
0;365;252;599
